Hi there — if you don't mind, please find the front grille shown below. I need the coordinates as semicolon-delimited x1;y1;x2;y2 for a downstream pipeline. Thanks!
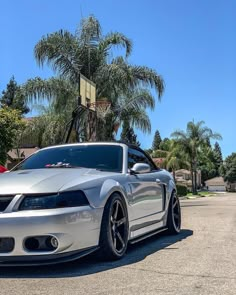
0;238;15;253
0;195;15;212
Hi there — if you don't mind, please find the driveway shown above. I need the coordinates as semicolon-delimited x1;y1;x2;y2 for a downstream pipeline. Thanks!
0;193;235;295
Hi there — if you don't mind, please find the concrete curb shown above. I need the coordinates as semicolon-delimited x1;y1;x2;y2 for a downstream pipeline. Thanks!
179;193;217;200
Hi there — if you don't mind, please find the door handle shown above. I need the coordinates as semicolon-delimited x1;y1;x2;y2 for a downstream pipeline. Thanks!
156;179;161;183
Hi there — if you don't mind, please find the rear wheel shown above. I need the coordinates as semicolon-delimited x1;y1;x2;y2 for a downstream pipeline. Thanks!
99;193;129;260
167;191;181;234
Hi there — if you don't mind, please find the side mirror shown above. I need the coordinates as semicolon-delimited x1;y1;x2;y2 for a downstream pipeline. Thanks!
130;163;151;174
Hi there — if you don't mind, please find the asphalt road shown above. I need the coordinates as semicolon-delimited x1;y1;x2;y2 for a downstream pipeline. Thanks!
0;193;236;295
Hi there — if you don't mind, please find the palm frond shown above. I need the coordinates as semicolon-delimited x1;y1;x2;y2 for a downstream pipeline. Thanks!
95;57;164;100
76;15;102;43
128;65;165;99
99;32;132;57
114;90;155;116
34;30;82;83
171;130;187;140
127;109;151;134
22;77;77;111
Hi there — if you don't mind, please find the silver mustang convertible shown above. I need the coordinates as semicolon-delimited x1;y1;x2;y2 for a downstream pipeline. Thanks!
0;142;181;266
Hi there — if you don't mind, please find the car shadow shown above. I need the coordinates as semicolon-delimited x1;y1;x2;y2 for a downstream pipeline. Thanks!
0;229;193;278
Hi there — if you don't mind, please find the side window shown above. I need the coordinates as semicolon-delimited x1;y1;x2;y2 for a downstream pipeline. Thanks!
128;148;157;171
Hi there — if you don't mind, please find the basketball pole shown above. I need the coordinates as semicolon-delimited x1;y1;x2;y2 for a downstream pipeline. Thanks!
64;95;81;143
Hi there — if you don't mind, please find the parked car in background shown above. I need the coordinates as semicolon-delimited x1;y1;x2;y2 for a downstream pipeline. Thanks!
0;165;8;173
0;142;181;266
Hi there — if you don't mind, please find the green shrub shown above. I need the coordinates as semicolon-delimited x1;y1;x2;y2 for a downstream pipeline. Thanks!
176;184;188;197
152;149;168;158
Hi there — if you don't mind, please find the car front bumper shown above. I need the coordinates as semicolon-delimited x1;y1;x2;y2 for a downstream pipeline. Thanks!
0;206;103;265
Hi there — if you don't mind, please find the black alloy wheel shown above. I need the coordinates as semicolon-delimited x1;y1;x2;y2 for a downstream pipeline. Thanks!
167;191;181;234
110;199;127;254
99;193;129;260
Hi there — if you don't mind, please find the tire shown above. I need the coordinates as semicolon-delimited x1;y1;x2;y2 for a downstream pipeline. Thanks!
166;191;181;234
98;193;129;260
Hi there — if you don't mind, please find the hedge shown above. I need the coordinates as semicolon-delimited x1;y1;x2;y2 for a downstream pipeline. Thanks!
176;184;188;197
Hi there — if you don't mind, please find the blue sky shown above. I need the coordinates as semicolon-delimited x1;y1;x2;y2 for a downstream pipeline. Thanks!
0;0;235;158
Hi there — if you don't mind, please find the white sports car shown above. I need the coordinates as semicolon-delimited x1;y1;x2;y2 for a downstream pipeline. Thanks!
0;142;181;266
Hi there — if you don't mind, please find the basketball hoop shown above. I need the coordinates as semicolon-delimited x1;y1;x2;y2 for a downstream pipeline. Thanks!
90;101;111;118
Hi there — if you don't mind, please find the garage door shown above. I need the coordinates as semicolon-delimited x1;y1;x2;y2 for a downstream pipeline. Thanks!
208;185;226;192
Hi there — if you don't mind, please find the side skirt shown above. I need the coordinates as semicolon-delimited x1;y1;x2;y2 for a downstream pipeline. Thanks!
129;227;168;244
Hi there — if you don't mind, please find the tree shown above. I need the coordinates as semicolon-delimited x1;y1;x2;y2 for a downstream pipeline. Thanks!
25;15;164;140
213;142;223;175
1;77;29;115
0;107;25;165
23;80;155;142
34;16;164;100
198;144;217;185
144;148;153;156
151;149;168;158
164;142;190;180
171;120;222;194
100;88;154;141
152;130;162;150
159;137;171;151
20;104;73;148
220;153;236;183
120;120;140;146
197;141;223;185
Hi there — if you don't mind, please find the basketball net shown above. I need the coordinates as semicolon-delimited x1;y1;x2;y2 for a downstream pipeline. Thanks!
90;101;111;119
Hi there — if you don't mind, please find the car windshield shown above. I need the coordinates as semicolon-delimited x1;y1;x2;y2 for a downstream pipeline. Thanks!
13;145;123;173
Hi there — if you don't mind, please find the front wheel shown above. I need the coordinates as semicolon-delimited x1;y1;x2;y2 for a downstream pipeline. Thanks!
98;193;129;260
166;191;181;234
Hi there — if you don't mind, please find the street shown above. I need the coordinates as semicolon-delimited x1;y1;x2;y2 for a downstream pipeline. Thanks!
0;193;235;295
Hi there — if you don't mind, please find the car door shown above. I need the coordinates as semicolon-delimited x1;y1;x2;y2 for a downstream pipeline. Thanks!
127;148;165;224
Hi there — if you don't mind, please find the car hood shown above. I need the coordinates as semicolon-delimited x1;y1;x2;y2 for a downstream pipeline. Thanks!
0;168;117;195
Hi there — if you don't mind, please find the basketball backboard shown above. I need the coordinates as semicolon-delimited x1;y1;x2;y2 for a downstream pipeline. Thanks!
80;74;96;110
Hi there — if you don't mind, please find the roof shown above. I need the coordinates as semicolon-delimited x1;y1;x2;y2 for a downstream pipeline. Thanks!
175;169;191;175
152;158;165;165
205;177;225;186
8;148;39;160
176;179;192;185
22;117;38;122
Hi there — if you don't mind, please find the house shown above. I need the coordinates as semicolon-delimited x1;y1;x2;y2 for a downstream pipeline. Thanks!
7;147;39;170
5;117;40;169
225;182;236;192
175;169;201;190
205;177;226;192
152;157;165;168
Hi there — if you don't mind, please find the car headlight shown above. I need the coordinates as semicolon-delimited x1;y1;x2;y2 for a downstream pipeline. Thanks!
19;191;89;210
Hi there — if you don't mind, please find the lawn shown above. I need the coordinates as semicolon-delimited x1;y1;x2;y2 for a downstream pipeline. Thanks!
187;191;216;198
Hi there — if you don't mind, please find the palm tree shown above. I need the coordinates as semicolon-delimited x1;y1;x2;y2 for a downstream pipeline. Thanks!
22;79;155;142
171;120;222;194
34;16;164;100
164;141;190;181
23;15;164;140
22;77;77;113
19;105;70;148
96;88;155;141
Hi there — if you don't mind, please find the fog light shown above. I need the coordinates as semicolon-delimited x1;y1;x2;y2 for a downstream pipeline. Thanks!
50;237;58;249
